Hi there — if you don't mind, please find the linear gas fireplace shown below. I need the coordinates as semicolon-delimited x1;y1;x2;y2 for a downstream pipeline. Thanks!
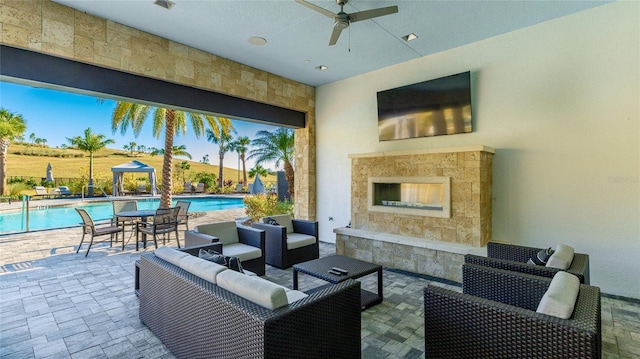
369;177;451;218
347;145;494;247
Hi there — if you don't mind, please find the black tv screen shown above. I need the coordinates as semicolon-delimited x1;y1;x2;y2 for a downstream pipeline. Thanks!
377;71;472;141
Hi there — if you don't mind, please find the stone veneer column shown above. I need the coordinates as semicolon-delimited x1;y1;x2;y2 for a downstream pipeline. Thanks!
0;0;316;220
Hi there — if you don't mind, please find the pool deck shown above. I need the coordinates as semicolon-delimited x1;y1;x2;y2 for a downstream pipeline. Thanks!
1;208;638;358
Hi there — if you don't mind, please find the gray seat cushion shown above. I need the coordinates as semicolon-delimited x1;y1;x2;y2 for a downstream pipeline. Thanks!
286;233;316;250
223;243;262;262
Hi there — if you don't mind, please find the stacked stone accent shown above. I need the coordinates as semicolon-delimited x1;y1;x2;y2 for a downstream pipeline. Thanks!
334;231;470;283
0;0;316;219
350;146;494;247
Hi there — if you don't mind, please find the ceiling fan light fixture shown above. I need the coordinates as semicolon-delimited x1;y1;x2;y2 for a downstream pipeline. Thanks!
403;33;418;42
315;65;328;71
154;0;175;10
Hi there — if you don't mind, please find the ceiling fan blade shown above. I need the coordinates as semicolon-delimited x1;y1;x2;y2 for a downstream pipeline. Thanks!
295;0;335;19
329;26;344;46
349;5;398;23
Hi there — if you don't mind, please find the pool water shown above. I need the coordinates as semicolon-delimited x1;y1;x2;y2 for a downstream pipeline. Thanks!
0;197;245;234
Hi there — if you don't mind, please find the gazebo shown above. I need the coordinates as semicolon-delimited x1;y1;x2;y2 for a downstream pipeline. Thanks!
111;160;157;196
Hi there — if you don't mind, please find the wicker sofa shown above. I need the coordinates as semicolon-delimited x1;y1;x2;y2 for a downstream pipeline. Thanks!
138;244;362;359
424;263;601;359
465;241;590;284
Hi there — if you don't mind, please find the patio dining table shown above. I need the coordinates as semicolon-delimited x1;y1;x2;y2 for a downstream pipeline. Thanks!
116;209;156;250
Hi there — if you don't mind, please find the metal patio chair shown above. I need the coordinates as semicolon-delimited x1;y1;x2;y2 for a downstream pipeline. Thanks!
136;207;181;249
75;208;124;256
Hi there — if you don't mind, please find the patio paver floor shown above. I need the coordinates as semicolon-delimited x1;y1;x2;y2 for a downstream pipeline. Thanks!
1;208;639;358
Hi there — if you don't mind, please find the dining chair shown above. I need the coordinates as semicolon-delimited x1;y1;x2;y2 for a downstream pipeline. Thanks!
112;200;138;239
136;207;181;250
175;200;191;232
75;208;124;256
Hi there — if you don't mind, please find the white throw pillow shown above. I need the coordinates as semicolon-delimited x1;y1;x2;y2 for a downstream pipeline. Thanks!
536;271;580;319
545;244;575;270
217;269;289;310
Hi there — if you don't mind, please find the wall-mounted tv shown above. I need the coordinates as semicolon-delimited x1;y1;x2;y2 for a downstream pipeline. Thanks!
377;71;472;141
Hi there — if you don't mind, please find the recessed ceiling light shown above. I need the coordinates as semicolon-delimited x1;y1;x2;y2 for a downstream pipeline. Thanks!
248;37;267;46
315;65;328;71
402;33;418;42
154;0;175;10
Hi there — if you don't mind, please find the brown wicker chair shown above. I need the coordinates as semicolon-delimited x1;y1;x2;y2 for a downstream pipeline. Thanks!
465;241;590;284
424;263;601;359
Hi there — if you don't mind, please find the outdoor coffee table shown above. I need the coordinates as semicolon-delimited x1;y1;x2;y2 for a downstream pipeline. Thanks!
293;255;383;310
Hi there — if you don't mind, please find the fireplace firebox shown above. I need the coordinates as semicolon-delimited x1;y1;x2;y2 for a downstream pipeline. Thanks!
369;177;451;218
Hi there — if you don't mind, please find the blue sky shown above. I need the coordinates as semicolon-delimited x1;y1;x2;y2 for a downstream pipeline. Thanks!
0;81;281;171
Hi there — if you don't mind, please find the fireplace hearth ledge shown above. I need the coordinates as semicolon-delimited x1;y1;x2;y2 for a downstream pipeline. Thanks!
333;227;487;283
333;227;486;256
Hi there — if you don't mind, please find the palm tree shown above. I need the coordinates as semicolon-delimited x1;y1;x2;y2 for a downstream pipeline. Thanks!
206;127;234;188
248;164;269;179
248;128;295;197
67;127;114;197
159;144;192;160
200;154;210;164
112;101;233;208
176;161;191;185
0;108;27;195
231;136;251;185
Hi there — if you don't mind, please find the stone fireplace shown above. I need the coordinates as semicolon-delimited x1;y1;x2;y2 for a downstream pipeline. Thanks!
334;145;495;282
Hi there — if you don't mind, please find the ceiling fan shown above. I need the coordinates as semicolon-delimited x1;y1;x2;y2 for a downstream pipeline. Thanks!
295;0;398;46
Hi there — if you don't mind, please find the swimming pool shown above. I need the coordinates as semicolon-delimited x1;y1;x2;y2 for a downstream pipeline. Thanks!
0;197;245;234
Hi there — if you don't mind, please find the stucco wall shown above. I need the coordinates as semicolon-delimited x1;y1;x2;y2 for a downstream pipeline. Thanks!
316;2;639;298
0;0;316;219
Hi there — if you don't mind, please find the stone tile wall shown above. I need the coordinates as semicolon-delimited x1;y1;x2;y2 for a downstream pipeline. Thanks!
0;0;316;219
335;232;467;283
351;147;494;247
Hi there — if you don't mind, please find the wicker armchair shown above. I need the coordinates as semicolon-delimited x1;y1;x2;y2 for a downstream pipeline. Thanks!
251;214;319;269
465;241;590;284
424;264;601;359
185;221;266;276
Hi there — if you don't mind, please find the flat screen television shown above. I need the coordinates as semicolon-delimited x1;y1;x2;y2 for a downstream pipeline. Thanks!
377;71;472;141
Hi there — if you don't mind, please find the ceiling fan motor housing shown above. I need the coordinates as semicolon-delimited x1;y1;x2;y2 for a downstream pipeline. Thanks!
335;13;350;29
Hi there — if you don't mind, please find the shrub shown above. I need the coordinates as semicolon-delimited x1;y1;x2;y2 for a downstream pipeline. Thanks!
243;194;294;222
6;182;30;199
193;172;216;192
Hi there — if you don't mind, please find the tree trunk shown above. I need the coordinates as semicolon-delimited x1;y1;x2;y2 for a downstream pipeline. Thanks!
218;151;224;188
284;160;295;198
0;139;8;196
241;153;247;185
88;152;94;197
161;111;175;209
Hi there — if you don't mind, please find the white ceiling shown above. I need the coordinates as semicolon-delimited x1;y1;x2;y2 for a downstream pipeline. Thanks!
52;0;610;87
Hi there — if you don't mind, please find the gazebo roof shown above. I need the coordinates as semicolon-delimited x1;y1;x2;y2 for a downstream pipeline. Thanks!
111;160;155;173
